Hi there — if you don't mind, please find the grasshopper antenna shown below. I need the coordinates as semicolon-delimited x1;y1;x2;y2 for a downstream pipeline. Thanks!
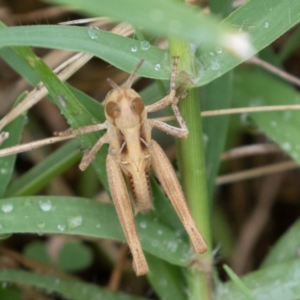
106;78;122;91
125;59;144;89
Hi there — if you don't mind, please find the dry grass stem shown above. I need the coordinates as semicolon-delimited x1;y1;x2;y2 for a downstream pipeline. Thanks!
217;160;297;185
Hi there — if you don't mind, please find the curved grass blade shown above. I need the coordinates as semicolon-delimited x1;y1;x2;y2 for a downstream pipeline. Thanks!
0;269;147;300
0;196;193;267
0;93;27;197
260;218;300;269
216;260;300;300
5;139;80;197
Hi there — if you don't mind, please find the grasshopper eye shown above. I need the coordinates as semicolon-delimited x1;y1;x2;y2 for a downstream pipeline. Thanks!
106;102;121;118
131;97;144;115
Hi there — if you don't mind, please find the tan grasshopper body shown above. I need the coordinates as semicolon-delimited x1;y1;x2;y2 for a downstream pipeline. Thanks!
0;58;207;276
74;58;208;275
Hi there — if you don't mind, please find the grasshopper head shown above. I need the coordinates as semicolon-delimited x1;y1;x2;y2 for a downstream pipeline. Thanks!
104;60;146;129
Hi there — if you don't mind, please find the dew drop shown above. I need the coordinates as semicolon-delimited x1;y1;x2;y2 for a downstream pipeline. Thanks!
167;241;178;252
271;121;277;127
209;52;215;56
216;47;223;54
96;223;101;229
154;64;161;71
240;113;248;124
87;26;100;39
0;168;8;174
67;216;83;230
37;220;46;229
57;224;66;231
152;240;159;247
1;203;13;213
211;61;220;70
140;41;150;50
264;22;269;28
157;229;163;235
140;221;147;229
39;199;52;212
131;45;138;52
282;142;291;151
190;43;197;53
203;133;209;145
57;95;66;107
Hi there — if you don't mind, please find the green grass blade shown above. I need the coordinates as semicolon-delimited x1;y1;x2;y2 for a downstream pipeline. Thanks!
260;218;300;269
0;0;299;85
11;43;109;191
0;24;169;80
47;0;227;47
198;0;300;85
223;265;255;300
233;67;300;165
0;269;147;300
0;94;27;197
5;139;80;197
278;25;300;61
0;196;192;266
146;254;186;300
217;260;300;300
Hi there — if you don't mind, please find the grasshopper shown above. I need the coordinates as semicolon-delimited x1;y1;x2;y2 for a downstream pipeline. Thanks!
0;57;207;276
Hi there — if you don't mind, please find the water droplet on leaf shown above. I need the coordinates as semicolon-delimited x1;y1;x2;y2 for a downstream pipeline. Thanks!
155;64;161;71
39;199;52;212
88;27;100;39
211;61;220;70
37;220;46;229
57;224;66;231
131;46;137;52
1;203;13;213
67;216;83;230
140;41;150;50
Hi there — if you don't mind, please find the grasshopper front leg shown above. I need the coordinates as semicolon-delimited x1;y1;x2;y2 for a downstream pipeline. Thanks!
106;154;149;276
151;140;207;253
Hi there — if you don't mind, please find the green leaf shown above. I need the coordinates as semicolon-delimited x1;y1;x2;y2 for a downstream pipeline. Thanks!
0;196;192;267
47;0;227;47
146;253;186;300
223;265;255;300
5;139;80;197
0;286;21;300
24;240;93;272
24;241;51;265
57;240;93;272
216;260;300;300
233;67;300;164
260;218;300;269
0;269;147;300
0;94;27;197
0;0;299;86
0;25;169;80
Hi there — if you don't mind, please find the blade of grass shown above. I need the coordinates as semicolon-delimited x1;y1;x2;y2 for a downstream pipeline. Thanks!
260;218;300;269
0;269;147;300
169;35;211;300
223;264;255;300
216;259;300;300
233;67;300;165
0;196;193;267
5;139;80;197
146;253;186;300
0;93;27;197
